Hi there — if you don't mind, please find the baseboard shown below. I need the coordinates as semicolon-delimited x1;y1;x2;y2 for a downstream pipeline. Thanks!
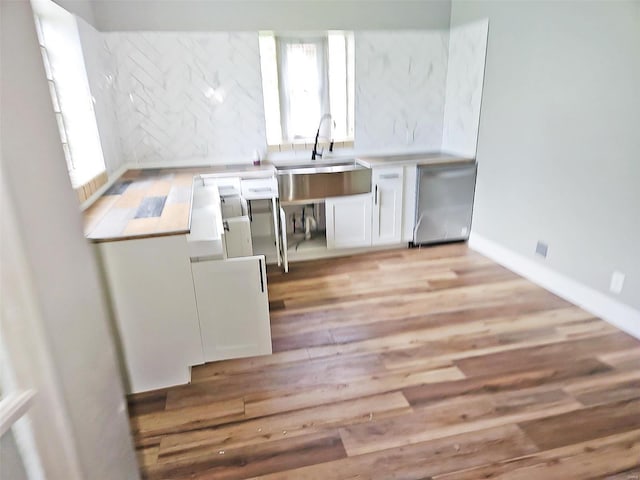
468;232;640;340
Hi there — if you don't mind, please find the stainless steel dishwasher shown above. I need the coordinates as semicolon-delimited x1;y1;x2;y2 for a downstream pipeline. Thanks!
413;162;477;245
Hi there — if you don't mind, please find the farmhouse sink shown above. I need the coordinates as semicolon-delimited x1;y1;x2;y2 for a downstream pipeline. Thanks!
276;159;371;204
276;159;360;173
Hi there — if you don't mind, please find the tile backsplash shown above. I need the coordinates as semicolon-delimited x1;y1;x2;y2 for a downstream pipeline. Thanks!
79;25;487;167
442;19;489;157
105;32;267;165
355;31;449;153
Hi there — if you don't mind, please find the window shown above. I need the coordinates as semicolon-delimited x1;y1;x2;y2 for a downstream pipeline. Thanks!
32;0;106;192
259;31;354;146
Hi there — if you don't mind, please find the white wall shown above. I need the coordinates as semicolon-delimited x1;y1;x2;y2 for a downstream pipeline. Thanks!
88;0;452;31
53;0;96;26
77;16;125;174
0;1;139;478
355;31;449;153
442;19;488;156
0;433;28;480
453;0;640;310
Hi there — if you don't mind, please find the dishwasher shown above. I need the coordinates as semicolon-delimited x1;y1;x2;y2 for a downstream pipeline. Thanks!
413;162;477;245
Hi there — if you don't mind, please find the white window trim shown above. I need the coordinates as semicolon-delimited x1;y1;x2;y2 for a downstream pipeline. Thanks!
277;36;330;142
1;172;84;480
0;391;36;438
32;0;106;189
259;31;355;147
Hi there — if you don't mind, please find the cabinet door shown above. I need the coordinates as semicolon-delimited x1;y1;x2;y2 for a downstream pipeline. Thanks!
372;167;404;245
220;195;243;218
279;207;289;272
401;165;418;242
326;194;372;249
191;255;272;362
98;235;204;393
223;216;253;258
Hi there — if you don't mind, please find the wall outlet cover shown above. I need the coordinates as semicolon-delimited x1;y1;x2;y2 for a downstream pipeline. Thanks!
535;241;548;258
610;270;625;294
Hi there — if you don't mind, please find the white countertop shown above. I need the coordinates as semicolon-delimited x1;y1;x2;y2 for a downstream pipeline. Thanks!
266;151;475;169
356;151;475;168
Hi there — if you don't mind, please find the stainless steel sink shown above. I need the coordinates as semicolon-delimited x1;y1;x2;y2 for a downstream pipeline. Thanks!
276;160;359;173
276;159;371;204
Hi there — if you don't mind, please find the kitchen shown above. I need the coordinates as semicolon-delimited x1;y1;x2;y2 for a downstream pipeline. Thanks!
3;3;636;480
49;0;488;395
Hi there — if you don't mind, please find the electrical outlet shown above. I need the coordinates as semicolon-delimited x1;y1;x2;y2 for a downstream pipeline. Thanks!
535;241;548;258
610;270;625;294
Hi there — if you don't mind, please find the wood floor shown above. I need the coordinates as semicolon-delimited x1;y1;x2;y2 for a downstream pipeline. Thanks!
128;244;640;480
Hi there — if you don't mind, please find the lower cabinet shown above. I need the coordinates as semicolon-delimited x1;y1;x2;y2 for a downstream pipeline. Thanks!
223;216;253;258
191;255;272;362
325;193;373;249
372;166;404;245
98;235;272;393
97;235;204;394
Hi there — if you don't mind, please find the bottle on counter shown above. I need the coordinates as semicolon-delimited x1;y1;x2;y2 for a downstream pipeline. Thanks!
252;149;261;166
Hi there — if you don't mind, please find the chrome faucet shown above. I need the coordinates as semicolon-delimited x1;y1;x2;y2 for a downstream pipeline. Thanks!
311;114;335;160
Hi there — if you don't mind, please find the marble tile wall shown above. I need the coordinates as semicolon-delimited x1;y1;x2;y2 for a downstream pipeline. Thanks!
442;19;489;157
82;26;487;166
354;31;449;153
104;32;267;165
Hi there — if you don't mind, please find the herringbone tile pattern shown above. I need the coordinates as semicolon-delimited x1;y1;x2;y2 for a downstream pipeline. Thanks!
105;32;267;165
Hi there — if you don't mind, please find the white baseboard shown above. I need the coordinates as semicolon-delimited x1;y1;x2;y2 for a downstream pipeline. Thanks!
468;232;640;340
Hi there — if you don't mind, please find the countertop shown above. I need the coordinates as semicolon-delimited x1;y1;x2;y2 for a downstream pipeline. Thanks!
267;151;474;168
355;151;475;168
84;152;473;243
84;165;273;243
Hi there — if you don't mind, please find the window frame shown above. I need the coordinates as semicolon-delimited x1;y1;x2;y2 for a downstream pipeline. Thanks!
32;4;107;198
259;30;355;148
276;36;331;142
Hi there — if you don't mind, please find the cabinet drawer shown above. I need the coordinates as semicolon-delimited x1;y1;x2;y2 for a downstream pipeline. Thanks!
203;176;241;197
241;177;278;200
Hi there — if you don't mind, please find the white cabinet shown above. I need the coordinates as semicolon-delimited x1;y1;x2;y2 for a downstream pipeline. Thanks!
205;176;241;197
326;193;373;249
401;164;418;242
279;207;289;273
223;216;253;258
372;166;404;245
240;177;281;267
241;177;278;200
221;195;245;219
187;181;225;259
191;255;272;362
97;235;204;393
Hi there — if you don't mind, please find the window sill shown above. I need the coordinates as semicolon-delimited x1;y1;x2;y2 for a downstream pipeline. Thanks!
267;140;354;153
75;171;108;204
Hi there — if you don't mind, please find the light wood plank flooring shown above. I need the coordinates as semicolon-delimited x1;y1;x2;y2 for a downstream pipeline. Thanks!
128;244;640;479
